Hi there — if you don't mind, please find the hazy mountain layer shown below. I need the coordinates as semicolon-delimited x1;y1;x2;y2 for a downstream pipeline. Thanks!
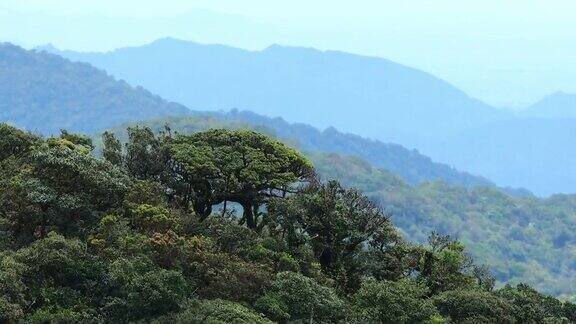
13;41;576;194
42;39;576;195
0;43;190;135
199;110;495;188
434;117;576;195
42;38;508;147
106;111;494;189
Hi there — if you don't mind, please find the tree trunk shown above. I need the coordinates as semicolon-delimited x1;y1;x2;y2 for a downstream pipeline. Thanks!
195;202;212;222
221;200;227;217
242;202;256;230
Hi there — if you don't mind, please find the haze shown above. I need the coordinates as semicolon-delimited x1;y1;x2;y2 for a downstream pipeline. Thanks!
2;0;576;107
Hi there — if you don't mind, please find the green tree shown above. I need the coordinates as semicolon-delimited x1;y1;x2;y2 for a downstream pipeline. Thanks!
563;301;576;322
269;180;402;292
124;126;168;181
101;131;123;166
172;299;273;324
59;129;94;151
1;136;130;245
495;284;565;323
433;289;515;323
128;204;182;234
416;232;479;294
105;256;189;321
255;271;345;322
0;124;40;162
8;233;106;321
352;278;437;323
0;253;27;321
168;129;313;229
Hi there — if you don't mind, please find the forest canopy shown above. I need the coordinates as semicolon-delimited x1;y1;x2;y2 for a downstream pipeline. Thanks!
0;123;573;322
111;115;576;297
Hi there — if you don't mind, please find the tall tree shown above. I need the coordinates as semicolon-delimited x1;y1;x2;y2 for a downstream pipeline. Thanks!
124;127;167;181
101;131;123;166
269;180;402;292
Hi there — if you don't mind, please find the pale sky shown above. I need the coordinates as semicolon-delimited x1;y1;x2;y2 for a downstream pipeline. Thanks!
2;0;575;107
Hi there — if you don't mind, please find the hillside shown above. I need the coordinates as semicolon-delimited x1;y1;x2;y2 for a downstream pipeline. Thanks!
0;43;190;135
0;42;494;190
3;42;574;294
1;123;570;322
434;117;576;196
311;153;576;297
42;38;508;148
105;115;575;296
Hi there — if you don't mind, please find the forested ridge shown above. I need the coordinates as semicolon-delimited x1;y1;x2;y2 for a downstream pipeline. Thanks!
2;42;576;322
312;154;576;297
0;123;573;322
104;115;576;297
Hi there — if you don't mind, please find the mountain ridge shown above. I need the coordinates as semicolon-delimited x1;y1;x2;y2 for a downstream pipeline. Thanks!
25;40;575;195
41;38;508;148
0;43;191;134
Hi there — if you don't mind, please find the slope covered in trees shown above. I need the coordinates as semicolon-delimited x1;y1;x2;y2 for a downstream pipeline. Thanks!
0;123;571;322
105;116;575;297
0;43;189;135
312;153;576;297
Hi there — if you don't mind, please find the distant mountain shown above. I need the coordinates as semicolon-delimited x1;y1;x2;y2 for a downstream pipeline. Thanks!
521;91;576;119
0;43;190;134
48;39;576;196
42;38;509;148
434;117;576;196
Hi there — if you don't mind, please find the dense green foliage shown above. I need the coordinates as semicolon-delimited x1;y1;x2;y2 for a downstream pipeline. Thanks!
0;123;571;322
105;115;576;297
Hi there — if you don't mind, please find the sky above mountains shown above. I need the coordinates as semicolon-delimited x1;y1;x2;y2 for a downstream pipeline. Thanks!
1;0;576;106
